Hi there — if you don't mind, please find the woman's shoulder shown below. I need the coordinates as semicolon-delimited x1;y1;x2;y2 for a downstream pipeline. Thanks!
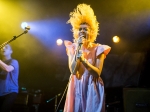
94;43;111;49
64;40;77;55
91;43;111;57
64;40;76;48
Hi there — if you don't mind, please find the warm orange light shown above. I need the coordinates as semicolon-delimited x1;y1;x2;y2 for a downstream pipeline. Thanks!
112;36;120;43
56;39;63;46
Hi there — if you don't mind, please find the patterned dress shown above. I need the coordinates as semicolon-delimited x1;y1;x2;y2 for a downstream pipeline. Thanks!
64;40;111;112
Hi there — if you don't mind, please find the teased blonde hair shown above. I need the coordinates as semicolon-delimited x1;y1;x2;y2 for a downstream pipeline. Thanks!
67;3;99;42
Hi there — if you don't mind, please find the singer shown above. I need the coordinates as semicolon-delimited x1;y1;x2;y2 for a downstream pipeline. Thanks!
0;44;19;112
64;3;111;112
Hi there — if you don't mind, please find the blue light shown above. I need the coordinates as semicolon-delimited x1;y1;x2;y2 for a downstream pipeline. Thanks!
26;19;70;49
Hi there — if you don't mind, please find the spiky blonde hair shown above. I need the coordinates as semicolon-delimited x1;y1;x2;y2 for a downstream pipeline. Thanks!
67;3;99;42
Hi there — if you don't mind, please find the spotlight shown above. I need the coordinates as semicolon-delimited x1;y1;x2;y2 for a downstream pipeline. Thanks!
21;22;28;29
56;39;63;46
112;36;120;43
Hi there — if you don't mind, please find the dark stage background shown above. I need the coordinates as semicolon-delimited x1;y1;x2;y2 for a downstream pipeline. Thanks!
0;0;150;111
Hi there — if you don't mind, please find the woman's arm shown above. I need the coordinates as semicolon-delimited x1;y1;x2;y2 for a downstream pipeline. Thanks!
68;49;80;74
80;53;105;78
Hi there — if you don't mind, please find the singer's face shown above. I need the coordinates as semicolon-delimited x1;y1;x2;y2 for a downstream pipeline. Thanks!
78;24;90;40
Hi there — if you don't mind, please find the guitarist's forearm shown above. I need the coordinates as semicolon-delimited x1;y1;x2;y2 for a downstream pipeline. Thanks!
0;60;14;72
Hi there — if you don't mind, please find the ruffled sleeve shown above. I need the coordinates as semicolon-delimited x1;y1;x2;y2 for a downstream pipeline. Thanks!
96;44;111;58
64;40;76;56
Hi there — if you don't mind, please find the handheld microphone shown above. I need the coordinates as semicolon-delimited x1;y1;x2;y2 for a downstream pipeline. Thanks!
78;35;85;45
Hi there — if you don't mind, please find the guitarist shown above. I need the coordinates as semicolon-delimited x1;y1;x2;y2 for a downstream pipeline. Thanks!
0;44;19;112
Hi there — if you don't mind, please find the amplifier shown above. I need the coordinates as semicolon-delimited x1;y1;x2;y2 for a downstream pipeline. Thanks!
123;88;150;112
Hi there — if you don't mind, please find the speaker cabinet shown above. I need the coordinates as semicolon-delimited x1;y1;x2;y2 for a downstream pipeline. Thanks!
123;88;150;112
15;93;29;105
12;93;29;112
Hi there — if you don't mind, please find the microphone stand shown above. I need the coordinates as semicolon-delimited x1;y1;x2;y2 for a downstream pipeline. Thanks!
55;95;58;112
46;93;62;112
0;26;30;49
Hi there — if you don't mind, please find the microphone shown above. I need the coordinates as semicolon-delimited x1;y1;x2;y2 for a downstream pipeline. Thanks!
78;35;85;45
77;35;84;58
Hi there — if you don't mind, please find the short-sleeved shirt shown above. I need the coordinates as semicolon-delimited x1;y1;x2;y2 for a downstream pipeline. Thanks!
0;59;19;96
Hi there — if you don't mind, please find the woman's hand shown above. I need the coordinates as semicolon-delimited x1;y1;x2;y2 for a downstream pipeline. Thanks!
77;35;85;45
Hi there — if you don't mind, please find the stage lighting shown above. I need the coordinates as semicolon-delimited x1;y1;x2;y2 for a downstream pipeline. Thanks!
21;22;28;29
56;39;63;46
112;36;120;43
